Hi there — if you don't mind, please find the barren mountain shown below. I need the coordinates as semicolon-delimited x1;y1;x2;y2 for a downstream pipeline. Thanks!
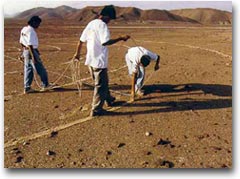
13;6;232;25
14;5;199;24
170;8;232;24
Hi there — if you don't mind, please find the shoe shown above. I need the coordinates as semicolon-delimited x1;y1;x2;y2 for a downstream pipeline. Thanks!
40;83;55;92
136;90;144;97
105;96;116;107
24;88;35;94
89;109;108;117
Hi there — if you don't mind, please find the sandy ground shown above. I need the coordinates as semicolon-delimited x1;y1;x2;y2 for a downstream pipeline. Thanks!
4;20;232;168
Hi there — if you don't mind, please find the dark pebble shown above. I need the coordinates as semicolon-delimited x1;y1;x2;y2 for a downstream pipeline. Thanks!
160;160;174;168
78;149;83;153
23;141;30;146
54;105;59;108
47;150;56;156
15;156;23;163
118;143;126;148
212;146;222;151
106;151;112;155
146;151;152;155
50;131;58;138
221;164;228;168
157;139;171;145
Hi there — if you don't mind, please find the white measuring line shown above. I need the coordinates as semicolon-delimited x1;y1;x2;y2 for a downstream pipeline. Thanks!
137;40;232;59
4;98;133;149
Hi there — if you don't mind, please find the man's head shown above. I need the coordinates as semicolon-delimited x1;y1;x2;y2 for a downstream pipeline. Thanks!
28;16;42;28
100;5;116;24
140;55;151;67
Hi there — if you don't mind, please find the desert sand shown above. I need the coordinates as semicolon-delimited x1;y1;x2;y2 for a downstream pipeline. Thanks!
4;20;232;168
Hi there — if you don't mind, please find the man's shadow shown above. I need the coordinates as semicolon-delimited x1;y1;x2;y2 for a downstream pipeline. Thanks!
110;83;232;97
109;83;232;116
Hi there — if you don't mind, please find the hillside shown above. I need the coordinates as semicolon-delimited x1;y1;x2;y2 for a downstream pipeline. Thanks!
13;6;232;25
170;8;232;25
14;5;199;24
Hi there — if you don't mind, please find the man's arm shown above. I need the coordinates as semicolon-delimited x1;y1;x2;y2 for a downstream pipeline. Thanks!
154;55;160;71
102;35;130;46
73;40;84;60
130;72;137;102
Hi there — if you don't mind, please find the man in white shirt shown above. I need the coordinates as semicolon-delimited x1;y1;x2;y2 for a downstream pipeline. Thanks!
74;5;130;117
125;46;160;101
19;16;49;94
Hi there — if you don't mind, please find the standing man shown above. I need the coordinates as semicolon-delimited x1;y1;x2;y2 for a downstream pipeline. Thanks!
73;5;130;117
20;16;49;94
125;46;160;101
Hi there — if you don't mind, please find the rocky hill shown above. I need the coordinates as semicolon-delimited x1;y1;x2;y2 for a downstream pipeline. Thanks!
170;8;232;25
13;5;232;25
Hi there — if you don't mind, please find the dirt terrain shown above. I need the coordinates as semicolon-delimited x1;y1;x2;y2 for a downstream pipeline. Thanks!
4;20;232;168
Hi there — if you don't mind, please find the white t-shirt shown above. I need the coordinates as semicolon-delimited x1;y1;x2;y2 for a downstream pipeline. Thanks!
125;46;158;74
80;19;110;69
19;25;39;49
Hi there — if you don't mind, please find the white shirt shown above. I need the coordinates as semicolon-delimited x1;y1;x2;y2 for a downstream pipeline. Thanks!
19;25;39;49
125;46;158;74
80;19;110;69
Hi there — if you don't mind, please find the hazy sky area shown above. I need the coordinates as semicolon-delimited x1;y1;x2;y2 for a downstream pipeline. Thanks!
4;0;232;17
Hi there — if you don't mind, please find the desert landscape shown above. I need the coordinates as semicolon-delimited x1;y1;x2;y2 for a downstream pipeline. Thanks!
4;5;232;168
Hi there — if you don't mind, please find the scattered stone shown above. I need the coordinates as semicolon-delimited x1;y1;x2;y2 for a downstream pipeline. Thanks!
56;162;65;168
170;144;175;148
12;147;19;151
15;150;22;155
141;161;149;166
159;160;174;168
145;132;152;136
212;146;222;151
106;151;112;155
15;156;23;163
54;105;59;108
129;119;135;123
50;131;58;138
71;161;77;166
47;150;56;156
146;151;152;155
23;141;30;146
221;164;228;168
117;143;126;148
157;139;171;145
78;149;83;153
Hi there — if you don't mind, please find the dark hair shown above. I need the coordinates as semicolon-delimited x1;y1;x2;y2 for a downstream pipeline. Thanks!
140;55;151;67
28;16;42;27
100;5;116;19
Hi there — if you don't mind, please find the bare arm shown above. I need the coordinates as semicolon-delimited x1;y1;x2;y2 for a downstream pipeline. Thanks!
154;55;160;71
102;35;130;46
73;40;84;60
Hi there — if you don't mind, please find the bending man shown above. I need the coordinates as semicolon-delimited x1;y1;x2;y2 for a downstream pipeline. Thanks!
125;46;160;101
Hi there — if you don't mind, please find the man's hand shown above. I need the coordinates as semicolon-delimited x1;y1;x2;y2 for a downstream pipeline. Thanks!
73;53;80;61
154;64;160;71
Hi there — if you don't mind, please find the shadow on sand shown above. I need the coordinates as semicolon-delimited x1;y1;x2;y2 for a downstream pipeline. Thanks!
107;83;232;116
